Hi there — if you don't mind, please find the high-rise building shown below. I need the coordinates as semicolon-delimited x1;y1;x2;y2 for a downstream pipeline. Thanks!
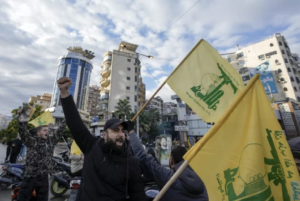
29;93;52;111
48;47;95;125
98;42;146;120
146;96;163;123
87;85;100;117
227;33;300;102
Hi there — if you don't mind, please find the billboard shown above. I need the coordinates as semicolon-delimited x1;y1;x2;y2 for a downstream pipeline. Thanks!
249;60;278;94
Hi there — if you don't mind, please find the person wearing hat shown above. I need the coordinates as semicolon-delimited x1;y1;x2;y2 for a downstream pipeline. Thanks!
16;108;63;201
57;77;147;201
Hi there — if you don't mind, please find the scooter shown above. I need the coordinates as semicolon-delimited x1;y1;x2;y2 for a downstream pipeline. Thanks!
50;158;77;197
0;163;24;190
11;182;36;201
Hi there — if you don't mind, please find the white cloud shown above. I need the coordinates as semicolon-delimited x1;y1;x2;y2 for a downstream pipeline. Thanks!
0;0;300;116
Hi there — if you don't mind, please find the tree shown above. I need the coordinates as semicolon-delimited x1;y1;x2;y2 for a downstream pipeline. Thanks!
128;108;161;141
114;99;132;120
0;103;44;142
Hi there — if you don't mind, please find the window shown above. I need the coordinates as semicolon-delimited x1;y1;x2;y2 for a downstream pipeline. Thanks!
228;58;231;62
270;43;274;47
284;87;288;91
135;67;137;73
127;77;130;80
294;87;298;92
284;42;289;49
277;69;282;74
298;97;300;102
280;78;285;82
236;52;244;59
285;58;288;63
135;76;137;82
275;59;279;64
265;51;277;57
258;55;265;59
127;59;131;62
135;95;137;102
65;58;72;64
72;58;79;64
293;68;296;74
242;75;250;81
126;86;130;90
239;60;245;65
279;41;282;46
290;59;294;65
127;67;131;71
281;50;285;54
287;51;291;56
126;96;130;100
288;67;291;72
291;77;295;82
135;85;137;92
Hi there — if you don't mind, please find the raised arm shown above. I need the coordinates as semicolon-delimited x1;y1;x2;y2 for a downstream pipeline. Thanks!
127;120;174;189
18;120;36;147
57;77;96;154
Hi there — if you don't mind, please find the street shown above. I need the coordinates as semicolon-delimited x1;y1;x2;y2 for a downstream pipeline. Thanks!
0;143;71;200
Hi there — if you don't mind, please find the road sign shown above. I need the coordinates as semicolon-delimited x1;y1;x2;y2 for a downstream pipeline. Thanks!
188;137;196;148
174;125;189;131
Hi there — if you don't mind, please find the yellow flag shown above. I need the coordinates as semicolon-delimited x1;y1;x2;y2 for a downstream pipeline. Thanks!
29;111;55;127
71;141;82;155
184;74;300;201
166;39;244;122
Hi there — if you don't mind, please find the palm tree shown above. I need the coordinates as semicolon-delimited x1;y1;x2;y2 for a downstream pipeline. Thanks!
114;99;132;120
146;108;161;127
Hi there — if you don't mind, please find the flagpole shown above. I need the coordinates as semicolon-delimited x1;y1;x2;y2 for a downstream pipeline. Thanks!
153;160;189;201
131;80;167;121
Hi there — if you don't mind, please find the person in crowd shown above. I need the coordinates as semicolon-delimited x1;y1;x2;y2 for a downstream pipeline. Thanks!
10;135;23;163
5;140;13;162
17;109;60;201
292;150;300;175
57;76;147;201
147;147;159;164
17;143;27;162
69;140;84;176
127;121;209;201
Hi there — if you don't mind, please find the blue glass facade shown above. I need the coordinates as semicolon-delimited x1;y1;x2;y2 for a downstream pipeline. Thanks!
51;56;93;110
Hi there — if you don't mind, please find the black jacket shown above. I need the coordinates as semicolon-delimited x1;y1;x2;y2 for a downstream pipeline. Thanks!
11;138;23;154
61;95;146;201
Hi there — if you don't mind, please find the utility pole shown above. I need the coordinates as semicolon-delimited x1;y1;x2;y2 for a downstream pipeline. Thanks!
136;53;140;137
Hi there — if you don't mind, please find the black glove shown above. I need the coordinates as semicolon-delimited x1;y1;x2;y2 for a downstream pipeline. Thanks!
126;120;135;133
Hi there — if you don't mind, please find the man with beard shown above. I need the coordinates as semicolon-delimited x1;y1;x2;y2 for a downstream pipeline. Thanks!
57;77;146;201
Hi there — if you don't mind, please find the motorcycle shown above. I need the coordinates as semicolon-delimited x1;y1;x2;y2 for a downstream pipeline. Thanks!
58;150;69;163
11;182;36;201
65;177;81;201
144;182;159;201
50;158;77;197
0;163;24;190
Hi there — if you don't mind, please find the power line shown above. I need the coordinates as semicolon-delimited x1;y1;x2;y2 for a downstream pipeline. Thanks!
139;58;174;93
150;0;201;43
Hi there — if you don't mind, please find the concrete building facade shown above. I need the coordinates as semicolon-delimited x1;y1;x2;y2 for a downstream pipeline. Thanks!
227;33;300;102
87;85;100;117
29;93;52;111
93;42;146;132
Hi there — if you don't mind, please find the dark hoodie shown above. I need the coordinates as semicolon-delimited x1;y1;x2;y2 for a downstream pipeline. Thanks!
129;133;208;201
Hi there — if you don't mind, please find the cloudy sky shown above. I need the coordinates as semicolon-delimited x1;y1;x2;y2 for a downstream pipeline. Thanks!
0;0;300;116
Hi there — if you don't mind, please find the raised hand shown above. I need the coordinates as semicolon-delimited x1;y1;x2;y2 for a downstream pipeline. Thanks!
57;77;72;98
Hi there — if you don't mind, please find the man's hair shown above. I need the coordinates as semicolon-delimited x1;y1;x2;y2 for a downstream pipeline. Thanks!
292;150;300;159
36;125;48;132
171;146;187;164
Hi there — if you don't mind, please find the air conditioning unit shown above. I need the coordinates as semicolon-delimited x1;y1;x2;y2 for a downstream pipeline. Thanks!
266;56;271;58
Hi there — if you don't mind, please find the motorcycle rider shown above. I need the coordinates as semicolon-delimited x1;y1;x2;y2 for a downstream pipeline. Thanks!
127;121;209;201
57;77;147;201
17;108;63;201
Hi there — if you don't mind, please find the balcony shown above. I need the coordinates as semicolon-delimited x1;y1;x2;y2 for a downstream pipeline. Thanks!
101;60;111;67
100;79;110;87
99;98;109;104
101;69;111;78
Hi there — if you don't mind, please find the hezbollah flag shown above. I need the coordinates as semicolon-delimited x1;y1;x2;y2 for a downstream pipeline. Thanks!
184;74;300;201
166;39;244;122
71;140;82;155
29;111;55;127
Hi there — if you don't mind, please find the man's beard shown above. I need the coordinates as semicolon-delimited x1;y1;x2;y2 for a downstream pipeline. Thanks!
106;136;125;154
